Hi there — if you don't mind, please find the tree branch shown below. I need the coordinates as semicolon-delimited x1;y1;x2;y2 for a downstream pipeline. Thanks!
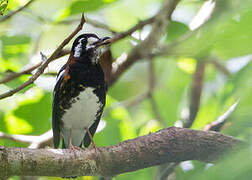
184;61;206;128
0;15;85;100
0;13;155;86
108;0;180;86
0;0;35;23
0;127;242;177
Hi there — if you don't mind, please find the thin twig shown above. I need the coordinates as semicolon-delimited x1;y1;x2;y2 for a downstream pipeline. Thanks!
109;0;180;86
157;162;179;180
0;130;53;148
184;61;206;128
208;58;230;76
0;15;155;85
147;60;165;124
59;17;115;33
110;92;149;109
203;100;239;131
0;131;35;144
0;63;41;84
110;16;156;43
0;0;35;22
0;49;69;84
148;60;155;95
149;97;165;125
0;15;85;100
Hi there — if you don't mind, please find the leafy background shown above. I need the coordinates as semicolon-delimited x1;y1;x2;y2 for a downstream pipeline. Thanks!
0;0;252;179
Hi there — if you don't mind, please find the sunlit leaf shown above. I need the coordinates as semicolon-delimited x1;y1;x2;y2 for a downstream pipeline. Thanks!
4;113;33;134
111;107;136;140
139;119;161;136
0;35;31;59
13;89;52;135
177;57;196;74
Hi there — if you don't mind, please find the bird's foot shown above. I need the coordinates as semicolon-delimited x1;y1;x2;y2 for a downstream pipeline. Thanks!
69;144;82;151
92;142;99;154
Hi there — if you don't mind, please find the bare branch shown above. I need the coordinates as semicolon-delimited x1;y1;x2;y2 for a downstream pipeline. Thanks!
203;100;239;131
0;131;35;144
110;92;149;110
208;58;231;76
0;63;41;84
157;162;179;180
184;61;206;128
0;127;242;177
0;14;155;85
0;15;85;100
148;60;155;95
0;130;53;148
0;0;35;23
108;0;180;86
86;17;115;33
110;16;156;43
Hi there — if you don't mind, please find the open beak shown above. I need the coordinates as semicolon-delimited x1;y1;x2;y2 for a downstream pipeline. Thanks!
93;37;111;48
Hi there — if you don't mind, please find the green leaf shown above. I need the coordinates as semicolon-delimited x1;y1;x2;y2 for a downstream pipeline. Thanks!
12;89;52;135
0;35;31;45
0;0;8;15
172;0;252;59
190;147;252;180
154;59;191;125
117;166;157;180
166;21;189;43
111;107;136;140
69;0;104;14
0;35;31;59
69;0;119;14
4;113;33;134
223;61;252;137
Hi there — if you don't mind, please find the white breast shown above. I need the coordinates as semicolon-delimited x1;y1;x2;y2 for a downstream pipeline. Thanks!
62;87;102;128
61;87;103;147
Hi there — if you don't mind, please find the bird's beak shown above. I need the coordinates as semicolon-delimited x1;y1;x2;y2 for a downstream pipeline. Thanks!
93;37;111;48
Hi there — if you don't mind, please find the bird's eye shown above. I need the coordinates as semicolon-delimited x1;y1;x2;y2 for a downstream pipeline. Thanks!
81;38;86;44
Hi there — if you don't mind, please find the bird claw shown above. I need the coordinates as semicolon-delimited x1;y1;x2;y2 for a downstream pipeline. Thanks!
92;143;99;154
69;144;82;151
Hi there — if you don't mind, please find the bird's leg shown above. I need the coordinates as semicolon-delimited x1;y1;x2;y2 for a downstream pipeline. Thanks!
66;128;82;151
85;127;98;151
68;128;81;150
69;128;75;150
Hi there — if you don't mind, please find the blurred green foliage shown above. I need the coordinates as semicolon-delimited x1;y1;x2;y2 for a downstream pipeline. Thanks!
0;0;8;15
1;0;252;179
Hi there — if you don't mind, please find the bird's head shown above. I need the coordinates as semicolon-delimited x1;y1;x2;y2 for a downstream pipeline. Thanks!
71;33;111;65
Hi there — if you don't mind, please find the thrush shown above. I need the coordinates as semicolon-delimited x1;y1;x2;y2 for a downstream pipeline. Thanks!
52;33;110;150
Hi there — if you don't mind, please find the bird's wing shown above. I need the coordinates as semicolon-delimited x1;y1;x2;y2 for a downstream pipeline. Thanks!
83;83;106;148
52;65;66;148
83;108;104;148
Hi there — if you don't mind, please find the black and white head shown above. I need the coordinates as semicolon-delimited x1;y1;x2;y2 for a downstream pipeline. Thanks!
71;33;110;65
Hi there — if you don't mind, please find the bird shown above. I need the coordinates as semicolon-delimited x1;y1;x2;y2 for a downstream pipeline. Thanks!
52;33;110;150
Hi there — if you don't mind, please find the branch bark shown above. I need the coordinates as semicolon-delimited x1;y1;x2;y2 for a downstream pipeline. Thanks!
0;127;242;178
